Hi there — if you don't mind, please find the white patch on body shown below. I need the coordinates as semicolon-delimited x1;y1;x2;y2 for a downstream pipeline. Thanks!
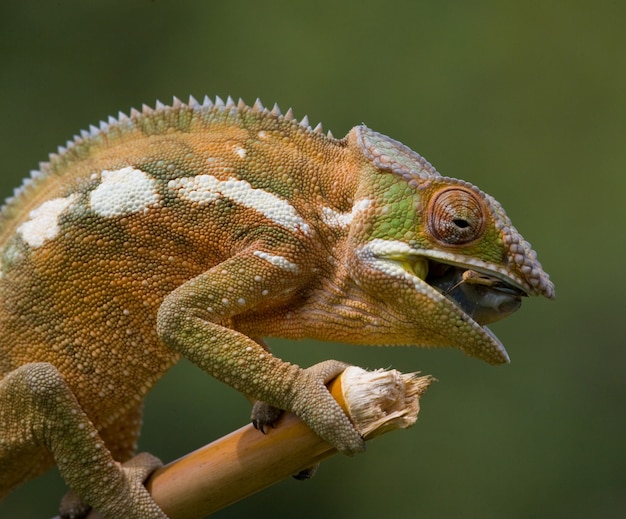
321;198;372;229
253;250;300;273
169;175;311;235
16;194;78;248
90;167;160;217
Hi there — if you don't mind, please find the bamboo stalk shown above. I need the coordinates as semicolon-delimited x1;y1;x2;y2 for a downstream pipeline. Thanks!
85;367;433;519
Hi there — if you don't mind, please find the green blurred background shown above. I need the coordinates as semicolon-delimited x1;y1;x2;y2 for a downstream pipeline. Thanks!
1;1;624;518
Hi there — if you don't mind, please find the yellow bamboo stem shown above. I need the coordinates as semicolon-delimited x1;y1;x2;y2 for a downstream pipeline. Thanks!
86;367;432;519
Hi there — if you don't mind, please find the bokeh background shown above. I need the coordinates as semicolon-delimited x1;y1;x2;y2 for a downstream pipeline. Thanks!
1;1;624;518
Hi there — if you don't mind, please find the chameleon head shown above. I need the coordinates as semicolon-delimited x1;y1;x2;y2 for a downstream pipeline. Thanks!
349;126;555;364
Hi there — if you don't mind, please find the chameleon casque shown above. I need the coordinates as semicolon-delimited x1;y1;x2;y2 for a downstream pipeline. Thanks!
0;96;554;518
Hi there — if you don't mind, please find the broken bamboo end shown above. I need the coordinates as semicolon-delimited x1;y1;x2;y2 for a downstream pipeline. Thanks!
329;367;434;439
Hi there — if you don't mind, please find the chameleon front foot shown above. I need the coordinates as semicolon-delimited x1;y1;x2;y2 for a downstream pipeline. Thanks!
291;360;366;456
251;360;365;456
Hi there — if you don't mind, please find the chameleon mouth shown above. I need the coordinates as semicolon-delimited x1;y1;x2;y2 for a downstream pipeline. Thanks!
356;240;526;362
361;241;527;328
423;260;527;326
358;240;521;363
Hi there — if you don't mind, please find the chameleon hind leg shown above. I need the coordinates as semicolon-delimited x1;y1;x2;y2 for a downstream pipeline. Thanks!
0;363;166;519
59;404;162;519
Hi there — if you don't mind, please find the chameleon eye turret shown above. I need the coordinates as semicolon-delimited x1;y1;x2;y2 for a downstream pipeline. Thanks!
427;187;485;245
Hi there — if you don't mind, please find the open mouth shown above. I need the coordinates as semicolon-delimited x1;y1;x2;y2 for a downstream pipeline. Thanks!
424;259;527;325
358;239;531;359
358;239;533;363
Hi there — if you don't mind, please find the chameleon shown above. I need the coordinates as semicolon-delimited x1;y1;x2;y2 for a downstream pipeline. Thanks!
0;96;554;518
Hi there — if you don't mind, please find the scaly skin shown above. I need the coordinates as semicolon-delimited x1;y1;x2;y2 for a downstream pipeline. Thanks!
0;96;553;518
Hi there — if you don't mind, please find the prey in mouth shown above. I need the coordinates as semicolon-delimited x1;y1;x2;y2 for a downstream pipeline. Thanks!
426;262;527;326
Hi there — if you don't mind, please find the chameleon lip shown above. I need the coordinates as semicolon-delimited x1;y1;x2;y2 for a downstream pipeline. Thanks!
418;246;554;300
418;252;532;297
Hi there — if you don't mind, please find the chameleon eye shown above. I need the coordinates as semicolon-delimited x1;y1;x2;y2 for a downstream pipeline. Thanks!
428;187;485;245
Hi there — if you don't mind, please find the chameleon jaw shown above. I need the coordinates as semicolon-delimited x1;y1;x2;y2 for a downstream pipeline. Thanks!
356;240;514;364
379;256;513;364
356;239;544;364
359;239;527;327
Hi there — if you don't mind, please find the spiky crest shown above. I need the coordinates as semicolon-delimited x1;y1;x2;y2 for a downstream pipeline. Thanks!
0;96;341;218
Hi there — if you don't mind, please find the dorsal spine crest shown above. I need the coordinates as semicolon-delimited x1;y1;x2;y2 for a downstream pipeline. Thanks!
0;96;337;220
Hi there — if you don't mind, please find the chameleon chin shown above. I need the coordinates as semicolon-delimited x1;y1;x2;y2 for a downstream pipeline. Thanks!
0;96;553;519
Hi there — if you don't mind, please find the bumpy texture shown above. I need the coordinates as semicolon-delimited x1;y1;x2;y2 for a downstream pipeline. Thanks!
0;96;553;518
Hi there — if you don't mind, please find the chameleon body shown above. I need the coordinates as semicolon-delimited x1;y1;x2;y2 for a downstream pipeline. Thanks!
0;96;553;518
